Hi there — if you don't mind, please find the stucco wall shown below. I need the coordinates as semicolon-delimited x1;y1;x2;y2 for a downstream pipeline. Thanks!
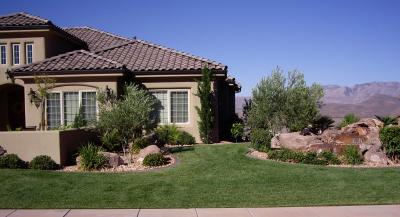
140;79;202;142
0;129;96;165
21;75;119;129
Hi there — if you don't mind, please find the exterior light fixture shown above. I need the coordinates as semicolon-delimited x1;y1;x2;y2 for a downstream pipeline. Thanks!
28;88;41;108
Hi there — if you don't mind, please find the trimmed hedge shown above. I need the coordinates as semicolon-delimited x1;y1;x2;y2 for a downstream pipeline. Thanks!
267;149;341;165
143;153;168;167
30;155;59;170
0;154;27;169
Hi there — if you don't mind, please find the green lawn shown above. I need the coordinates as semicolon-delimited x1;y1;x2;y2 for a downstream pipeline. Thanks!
0;143;399;208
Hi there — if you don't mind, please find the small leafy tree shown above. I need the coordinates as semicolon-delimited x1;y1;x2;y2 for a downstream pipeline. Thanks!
30;75;55;130
195;67;214;144
72;107;87;128
339;113;360;128
231;123;244;142
97;84;160;154
375;115;398;127
248;67;323;149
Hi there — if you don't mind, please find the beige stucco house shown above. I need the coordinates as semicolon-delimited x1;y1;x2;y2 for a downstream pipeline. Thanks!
0;12;239;143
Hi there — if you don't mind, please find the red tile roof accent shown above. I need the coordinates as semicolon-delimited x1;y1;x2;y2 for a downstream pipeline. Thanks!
95;39;226;72
0;12;50;27
64;27;226;72
64;27;131;51
11;50;125;74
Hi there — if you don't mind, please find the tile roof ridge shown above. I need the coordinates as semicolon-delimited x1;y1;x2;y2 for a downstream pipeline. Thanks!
64;26;132;41
18;12;49;23
0;12;49;23
94;40;136;53
135;38;226;68
80;50;125;67
11;49;123;72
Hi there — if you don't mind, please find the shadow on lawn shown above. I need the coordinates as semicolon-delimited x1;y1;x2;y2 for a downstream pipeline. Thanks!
169;146;194;153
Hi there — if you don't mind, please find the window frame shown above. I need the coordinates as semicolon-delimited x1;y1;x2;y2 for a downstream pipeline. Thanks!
150;89;190;125
25;43;33;64
0;44;6;65
12;43;20;65
45;90;98;129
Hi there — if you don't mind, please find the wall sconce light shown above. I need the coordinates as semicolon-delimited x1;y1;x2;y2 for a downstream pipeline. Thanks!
28;88;42;108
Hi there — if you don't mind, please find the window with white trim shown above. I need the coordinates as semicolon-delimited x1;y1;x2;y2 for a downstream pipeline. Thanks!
26;43;33;64
63;92;79;126
46;93;61;129
151;90;189;124
0;44;6;65
12;44;20;65
46;91;97;129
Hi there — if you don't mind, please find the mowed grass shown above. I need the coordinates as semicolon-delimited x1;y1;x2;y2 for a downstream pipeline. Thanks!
0;143;399;208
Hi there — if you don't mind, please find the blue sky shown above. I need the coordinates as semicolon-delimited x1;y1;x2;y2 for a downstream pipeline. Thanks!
2;0;399;96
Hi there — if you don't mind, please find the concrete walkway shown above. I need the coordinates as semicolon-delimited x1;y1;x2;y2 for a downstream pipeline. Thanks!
0;205;399;217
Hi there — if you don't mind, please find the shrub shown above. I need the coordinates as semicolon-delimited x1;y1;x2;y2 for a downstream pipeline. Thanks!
30;155;59;170
130;137;150;154
319;151;341;165
339;113;360;128
268;149;340;165
154;125;180;146
302;152;326;165
101;129;121;152
0;154;27;169
375;115;398;127
268;149;304;163
78;143;107;170
250;128;273;151
97;84;160;150
155;125;195;146
311;115;335;134
143;153;168;167
175;131;196;145
231;122;244;142
248;67;323;135
195;67;214;144
72;107;87;128
342;145;363;165
380;126;400;161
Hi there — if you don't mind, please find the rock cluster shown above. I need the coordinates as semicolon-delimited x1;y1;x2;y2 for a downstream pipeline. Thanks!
271;118;390;166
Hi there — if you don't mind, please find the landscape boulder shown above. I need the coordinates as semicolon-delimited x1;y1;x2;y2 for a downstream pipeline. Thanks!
270;118;392;165
364;149;389;166
137;145;161;163
0;146;6;156
100;152;124;168
271;132;318;150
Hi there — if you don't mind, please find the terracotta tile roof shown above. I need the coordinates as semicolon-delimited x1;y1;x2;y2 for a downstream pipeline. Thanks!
96;39;226;73
64;27;131;51
11;50;125;74
0;12;50;28
64;27;226;72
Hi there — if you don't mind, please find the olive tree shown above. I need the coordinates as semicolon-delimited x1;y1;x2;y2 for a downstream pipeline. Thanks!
97;84;160;154
249;67;323;150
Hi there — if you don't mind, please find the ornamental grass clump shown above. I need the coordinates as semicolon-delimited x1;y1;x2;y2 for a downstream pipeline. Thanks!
342;145;363;165
78;143;107;171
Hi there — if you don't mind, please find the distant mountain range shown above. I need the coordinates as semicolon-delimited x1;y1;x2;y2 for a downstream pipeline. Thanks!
235;82;400;119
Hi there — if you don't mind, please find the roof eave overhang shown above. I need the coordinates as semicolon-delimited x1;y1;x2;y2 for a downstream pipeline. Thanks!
133;68;227;77
11;68;126;77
